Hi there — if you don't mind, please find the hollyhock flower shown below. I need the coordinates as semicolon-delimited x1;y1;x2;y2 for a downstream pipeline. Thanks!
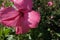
48;1;53;6
0;0;40;34
0;7;40;34
10;0;33;10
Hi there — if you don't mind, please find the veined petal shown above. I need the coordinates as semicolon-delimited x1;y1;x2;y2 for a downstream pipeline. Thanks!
0;7;20;27
15;26;30;34
27;10;41;28
11;0;33;10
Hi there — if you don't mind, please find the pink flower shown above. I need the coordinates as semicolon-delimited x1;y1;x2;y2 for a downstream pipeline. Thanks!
0;0;41;34
48;1;53;6
11;0;33;10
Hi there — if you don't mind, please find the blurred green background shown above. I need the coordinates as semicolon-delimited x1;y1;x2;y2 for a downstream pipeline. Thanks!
0;0;60;40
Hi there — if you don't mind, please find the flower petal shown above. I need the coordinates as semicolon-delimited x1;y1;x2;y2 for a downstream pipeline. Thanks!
15;26;30;34
11;0;33;10
27;10;41;28
0;7;20;27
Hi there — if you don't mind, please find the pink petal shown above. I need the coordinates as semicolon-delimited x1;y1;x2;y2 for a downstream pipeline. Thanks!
27;10;41;28
11;0;33;10
15;26;30;34
0;7;20;27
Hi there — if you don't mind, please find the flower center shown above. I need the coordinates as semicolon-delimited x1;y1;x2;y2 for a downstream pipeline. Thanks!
18;9;27;17
19;11;24;17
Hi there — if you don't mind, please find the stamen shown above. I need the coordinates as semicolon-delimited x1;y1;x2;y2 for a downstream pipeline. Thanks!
12;5;18;11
